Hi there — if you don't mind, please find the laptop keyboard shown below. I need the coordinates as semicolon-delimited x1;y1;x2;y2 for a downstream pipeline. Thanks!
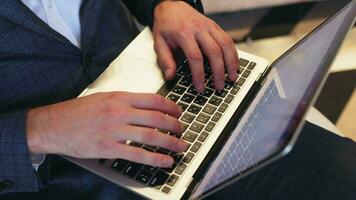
98;58;257;194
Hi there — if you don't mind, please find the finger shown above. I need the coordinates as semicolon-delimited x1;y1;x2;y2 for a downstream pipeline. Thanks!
122;93;182;118
154;35;177;80
174;33;205;92
128;109;184;134
210;28;239;82
113;143;174;167
196;32;225;90
113;126;188;152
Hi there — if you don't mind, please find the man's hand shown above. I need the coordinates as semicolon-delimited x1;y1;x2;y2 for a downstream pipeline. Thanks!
153;0;239;93
26;92;189;168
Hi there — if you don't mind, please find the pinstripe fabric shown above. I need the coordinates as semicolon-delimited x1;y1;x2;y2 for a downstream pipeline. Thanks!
0;0;156;196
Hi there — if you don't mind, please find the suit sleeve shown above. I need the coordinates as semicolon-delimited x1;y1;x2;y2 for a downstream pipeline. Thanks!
0;110;42;194
121;0;158;26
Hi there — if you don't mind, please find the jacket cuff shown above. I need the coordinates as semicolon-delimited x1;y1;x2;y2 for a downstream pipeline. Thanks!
0;110;42;194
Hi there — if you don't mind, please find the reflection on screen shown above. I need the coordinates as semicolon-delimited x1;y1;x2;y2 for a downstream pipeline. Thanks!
192;3;354;199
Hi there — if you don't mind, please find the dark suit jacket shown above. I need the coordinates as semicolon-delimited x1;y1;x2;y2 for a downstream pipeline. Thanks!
0;0;158;199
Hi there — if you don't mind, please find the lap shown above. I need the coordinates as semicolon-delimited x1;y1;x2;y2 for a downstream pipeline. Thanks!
207;122;356;200
4;122;355;200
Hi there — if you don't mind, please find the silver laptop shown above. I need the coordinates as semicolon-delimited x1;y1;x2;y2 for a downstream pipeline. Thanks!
64;1;356;200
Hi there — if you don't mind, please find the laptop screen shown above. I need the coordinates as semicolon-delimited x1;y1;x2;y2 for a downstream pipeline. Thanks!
191;1;356;199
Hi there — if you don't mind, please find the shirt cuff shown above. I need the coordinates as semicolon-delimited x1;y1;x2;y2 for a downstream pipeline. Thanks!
31;153;46;171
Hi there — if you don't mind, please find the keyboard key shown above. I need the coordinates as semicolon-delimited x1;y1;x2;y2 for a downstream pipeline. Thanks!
189;122;204;133
177;102;189;112
162;163;177;173
175;163;187;175
236;78;246;86
179;76;192;87
177;65;189;76
205;72;212;80
144;165;157;173
187;85;198;95
204;122;216;132
242;70;251;78
215;90;228;98
136;170;153;184
239;58;249;67
247;62;256;70
187;104;202;115
230;85;240;95
181;122;189;132
196;113;210;124
166;174;179;187
224;81;234;90
182;131;198;142
203;104;217;115
209;96;222;106
167;93;180;102
181;113;195;123
197;132;209;142
149;170;169;187
218;103;228;113
190;142;202;153
202;88;214;98
181;93;194;104
211;112;222;122
123;162;142;177
173;85;186;95
161;186;171;194
112;159;129;172
171;153;184;163
224;94;234;103
194;95;208;106
183;152;195;163
206;79;215;89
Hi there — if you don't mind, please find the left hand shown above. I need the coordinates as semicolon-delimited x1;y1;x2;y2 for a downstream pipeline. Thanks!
152;0;239;93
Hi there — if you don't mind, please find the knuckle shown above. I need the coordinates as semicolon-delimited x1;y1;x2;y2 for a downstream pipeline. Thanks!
108;92;124;100
131;149;144;161
209;46;222;57
159;59;170;68
174;121;182;132
140;129;156;143
175;29;189;39
152;94;166;106
106;108;130;119
221;36;234;49
151;112;165;124
187;50;203;61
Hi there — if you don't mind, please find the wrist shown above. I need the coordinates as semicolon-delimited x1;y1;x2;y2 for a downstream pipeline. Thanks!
26;107;53;154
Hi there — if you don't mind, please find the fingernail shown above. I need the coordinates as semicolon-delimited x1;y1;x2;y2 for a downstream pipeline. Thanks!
164;157;174;167
198;84;205;93
180;141;190;152
164;69;170;79
177;107;183;116
231;72;238;81
180;123;186;132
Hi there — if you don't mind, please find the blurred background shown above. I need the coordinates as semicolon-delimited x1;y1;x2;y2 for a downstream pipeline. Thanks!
202;0;356;140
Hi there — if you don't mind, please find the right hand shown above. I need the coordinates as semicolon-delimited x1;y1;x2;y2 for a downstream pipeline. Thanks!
26;92;189;168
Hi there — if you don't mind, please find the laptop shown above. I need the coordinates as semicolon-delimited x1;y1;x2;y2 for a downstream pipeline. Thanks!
64;1;356;199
